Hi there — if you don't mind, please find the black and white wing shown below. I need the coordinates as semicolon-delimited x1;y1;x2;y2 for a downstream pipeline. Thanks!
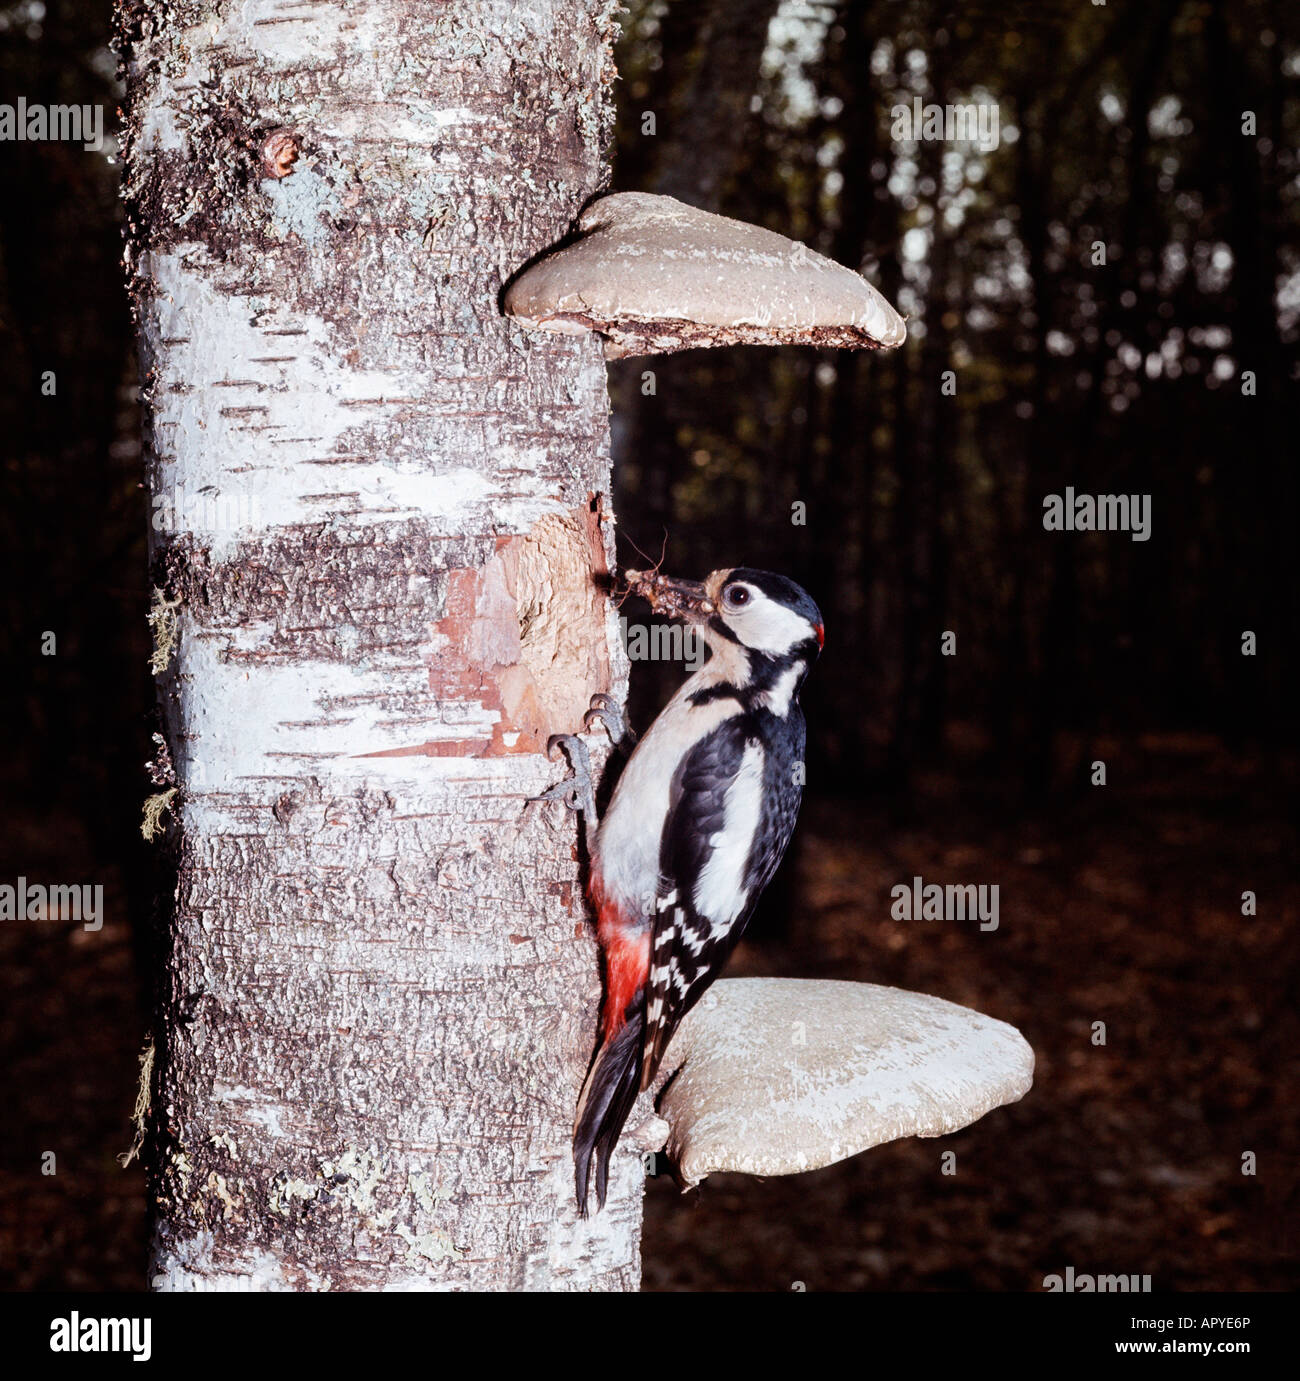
640;715;804;1086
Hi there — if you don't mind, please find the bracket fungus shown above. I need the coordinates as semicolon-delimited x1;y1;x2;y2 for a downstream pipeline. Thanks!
504;193;907;359
648;978;1033;1189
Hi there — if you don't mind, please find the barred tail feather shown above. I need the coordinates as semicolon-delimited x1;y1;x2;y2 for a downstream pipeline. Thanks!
573;994;645;1215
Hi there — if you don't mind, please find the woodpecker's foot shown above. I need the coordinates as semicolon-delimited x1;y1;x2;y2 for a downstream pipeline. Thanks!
584;692;636;749
531;733;596;819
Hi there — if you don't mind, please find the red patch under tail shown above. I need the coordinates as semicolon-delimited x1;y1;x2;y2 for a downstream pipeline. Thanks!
588;870;650;1040
574;869;651;1213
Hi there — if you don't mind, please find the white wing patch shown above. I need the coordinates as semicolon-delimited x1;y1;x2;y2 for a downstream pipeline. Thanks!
691;741;765;928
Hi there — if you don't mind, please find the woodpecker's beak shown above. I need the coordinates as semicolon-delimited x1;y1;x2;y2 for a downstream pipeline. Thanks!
623;569;713;623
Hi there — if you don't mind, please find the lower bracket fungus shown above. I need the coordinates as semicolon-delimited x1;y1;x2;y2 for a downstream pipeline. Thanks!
505;193;907;359
649;978;1033;1189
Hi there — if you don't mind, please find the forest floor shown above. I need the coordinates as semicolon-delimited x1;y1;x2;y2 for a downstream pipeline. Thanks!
1;735;1294;1290
643;735;1298;1291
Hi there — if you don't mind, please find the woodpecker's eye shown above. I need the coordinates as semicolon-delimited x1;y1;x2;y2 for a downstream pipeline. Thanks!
723;584;751;609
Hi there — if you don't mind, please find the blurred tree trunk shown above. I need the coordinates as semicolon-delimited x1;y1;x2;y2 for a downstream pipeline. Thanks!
612;0;782;557
1205;0;1288;742
652;0;783;208
1024;1;1175;797
819;0;883;779
120;0;639;1289
910;35;955;756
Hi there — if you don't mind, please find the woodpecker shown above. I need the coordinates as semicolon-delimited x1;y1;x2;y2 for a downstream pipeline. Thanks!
538;566;824;1213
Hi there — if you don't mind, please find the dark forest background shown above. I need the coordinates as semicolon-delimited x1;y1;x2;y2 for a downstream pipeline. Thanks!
1;0;1296;1290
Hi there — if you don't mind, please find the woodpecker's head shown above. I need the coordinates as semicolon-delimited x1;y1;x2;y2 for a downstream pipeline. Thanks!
626;566;823;673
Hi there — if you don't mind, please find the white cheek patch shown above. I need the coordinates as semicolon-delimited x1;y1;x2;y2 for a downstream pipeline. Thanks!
731;592;814;655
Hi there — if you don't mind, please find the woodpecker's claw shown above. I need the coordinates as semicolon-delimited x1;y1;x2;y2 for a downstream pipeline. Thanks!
583;693;635;748
531;695;631;829
531;733;596;818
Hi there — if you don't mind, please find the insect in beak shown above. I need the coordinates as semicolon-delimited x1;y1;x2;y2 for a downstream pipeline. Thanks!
623;570;712;623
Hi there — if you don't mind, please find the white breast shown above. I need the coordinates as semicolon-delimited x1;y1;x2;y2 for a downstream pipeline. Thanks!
595;670;740;922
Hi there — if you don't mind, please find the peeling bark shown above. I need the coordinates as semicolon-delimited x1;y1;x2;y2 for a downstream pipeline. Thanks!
119;0;639;1289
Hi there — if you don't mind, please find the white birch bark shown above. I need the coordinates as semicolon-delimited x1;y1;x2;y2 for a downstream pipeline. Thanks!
120;0;639;1289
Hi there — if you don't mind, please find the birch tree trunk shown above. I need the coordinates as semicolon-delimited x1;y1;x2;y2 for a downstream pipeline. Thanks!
119;0;639;1289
